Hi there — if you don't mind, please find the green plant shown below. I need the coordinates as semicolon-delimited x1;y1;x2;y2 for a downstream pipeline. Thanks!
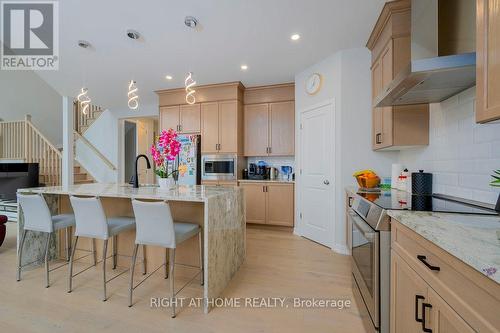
491;170;500;187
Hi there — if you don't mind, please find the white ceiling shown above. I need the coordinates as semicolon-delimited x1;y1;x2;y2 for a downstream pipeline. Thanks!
36;0;386;110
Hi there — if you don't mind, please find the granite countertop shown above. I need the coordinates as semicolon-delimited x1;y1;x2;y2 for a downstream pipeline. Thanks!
17;183;240;203
238;179;294;184
388;210;500;284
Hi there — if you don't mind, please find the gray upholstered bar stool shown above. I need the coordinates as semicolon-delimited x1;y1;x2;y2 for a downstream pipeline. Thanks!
17;193;76;287
129;199;203;318
68;196;140;301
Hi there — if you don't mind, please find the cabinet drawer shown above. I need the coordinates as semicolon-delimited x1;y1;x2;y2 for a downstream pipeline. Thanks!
392;221;500;332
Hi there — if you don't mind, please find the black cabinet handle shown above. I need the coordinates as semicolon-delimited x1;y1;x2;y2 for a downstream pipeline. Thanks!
415;295;424;322
376;133;382;144
417;255;440;271
422;302;433;333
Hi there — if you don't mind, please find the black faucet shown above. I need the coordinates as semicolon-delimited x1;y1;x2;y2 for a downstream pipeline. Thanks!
132;154;151;188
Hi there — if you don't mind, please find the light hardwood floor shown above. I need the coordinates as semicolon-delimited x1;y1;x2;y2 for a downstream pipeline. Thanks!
0;223;369;333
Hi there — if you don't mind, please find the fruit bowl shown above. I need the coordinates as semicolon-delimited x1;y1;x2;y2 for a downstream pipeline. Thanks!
353;169;381;189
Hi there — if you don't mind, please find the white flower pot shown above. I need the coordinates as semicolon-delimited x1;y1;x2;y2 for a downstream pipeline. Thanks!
158;177;175;189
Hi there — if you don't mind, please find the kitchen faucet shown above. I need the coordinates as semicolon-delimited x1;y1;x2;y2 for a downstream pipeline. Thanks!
132;154;151;188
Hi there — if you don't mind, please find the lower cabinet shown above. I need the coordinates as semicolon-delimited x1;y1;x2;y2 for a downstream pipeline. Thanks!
391;251;475;333
240;182;294;227
391;221;499;333
201;180;237;187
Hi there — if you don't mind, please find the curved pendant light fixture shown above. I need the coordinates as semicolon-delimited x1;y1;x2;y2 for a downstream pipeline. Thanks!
77;87;91;115
184;72;196;105
127;80;139;110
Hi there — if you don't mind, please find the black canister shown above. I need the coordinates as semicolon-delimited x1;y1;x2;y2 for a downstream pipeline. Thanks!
412;170;433;195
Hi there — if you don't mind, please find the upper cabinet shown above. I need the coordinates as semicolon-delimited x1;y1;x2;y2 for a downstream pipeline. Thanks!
159;104;200;133
156;82;244;154
476;0;500;123
243;84;295;157
367;0;429;150
201;100;242;154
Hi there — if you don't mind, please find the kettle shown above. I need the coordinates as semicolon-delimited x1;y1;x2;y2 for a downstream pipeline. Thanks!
267;167;278;180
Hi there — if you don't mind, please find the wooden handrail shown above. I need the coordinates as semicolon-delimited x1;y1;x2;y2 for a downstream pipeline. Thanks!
73;130;117;170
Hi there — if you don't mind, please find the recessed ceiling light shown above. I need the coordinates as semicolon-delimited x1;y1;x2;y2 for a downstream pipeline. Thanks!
126;29;141;40
240;65;248;71
77;40;90;48
290;34;301;41
165;75;173;80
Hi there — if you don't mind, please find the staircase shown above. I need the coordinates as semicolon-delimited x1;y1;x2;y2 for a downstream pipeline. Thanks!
73;163;94;184
74;101;105;134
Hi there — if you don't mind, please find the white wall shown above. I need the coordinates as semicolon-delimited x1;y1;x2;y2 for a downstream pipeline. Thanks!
0;71;62;146
295;48;397;254
76;103;158;182
399;87;500;205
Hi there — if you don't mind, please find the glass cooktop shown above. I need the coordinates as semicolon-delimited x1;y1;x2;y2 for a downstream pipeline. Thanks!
357;189;499;216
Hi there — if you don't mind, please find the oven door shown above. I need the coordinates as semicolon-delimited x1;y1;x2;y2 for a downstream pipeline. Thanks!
201;155;236;181
349;208;380;328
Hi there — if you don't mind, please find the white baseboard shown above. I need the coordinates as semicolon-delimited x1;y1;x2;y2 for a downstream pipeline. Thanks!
332;243;349;255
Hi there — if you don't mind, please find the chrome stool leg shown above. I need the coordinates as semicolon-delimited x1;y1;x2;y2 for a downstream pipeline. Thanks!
17;230;28;282
128;244;139;307
68;236;79;293
102;240;108;301
164;248;169;279
142;245;147;275
91;238;97;266
198;232;204;286
170;249;176;318
44;232;51;288
112;236;117;269
65;227;71;261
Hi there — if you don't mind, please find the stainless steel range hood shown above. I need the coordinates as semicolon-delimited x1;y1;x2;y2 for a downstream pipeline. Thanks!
375;0;476;107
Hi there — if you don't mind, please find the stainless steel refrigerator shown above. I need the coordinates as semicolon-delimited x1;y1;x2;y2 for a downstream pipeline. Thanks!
174;134;201;185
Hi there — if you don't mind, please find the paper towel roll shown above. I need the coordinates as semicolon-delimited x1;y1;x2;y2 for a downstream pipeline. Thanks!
391;164;403;189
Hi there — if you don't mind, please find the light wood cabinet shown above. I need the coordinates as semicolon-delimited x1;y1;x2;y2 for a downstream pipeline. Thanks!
240;183;267;224
367;1;429;150
201;100;241;154
391;251;429;333
244;101;294;156
202;180;237;187
240;182;294;226
160;104;200;133
159;106;179;132
476;0;500;123
391;220;500;333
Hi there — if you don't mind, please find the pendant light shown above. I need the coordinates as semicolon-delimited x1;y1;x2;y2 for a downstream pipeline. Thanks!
77;40;91;115
127;80;139;110
184;16;198;105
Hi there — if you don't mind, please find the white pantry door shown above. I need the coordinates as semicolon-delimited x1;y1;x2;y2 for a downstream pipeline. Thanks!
298;102;334;247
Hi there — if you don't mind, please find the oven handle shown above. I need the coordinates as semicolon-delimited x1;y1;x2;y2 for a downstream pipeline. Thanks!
348;209;376;240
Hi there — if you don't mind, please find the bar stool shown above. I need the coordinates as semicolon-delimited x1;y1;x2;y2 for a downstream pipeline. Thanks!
129;199;203;318
17;193;76;287
68;196;139;301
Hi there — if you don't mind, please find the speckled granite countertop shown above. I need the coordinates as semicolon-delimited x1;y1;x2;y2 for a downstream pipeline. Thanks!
388;210;500;284
18;183;240;202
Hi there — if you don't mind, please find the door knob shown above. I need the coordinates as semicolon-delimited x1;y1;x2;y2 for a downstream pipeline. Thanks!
324;180;330;185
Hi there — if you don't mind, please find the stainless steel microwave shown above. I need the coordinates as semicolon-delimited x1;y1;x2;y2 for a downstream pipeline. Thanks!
201;155;237;181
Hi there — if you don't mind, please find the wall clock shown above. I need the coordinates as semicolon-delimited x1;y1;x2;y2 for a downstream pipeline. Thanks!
305;73;322;95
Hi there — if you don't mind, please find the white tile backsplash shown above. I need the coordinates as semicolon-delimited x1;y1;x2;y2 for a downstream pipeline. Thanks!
246;156;295;170
399;87;500;205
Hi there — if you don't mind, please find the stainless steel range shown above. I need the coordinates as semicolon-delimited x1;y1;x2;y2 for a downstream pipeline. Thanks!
348;189;498;333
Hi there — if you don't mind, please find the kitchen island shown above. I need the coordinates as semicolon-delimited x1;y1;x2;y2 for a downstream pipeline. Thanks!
17;183;245;313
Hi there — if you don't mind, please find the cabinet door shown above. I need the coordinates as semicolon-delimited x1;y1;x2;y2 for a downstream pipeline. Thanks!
476;0;500;123
240;183;267;224
381;41;393;92
160;106;179;132
266;184;294;226
269;101;295;156
427;288;475;333
244;104;269;156
201;102;219;154
219;100;238;153
391;251;429;333
380;107;394;148
218;181;238;187
179;104;200;133
372;60;384;149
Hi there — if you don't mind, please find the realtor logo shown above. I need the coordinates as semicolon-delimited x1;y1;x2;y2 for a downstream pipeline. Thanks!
1;1;59;70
